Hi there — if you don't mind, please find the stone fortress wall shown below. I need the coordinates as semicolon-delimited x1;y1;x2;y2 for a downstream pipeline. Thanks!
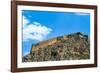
31;36;68;52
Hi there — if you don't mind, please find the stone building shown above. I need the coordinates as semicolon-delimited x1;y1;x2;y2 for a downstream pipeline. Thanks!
31;38;58;52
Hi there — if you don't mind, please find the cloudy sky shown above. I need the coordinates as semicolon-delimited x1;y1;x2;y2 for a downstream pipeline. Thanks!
22;10;90;56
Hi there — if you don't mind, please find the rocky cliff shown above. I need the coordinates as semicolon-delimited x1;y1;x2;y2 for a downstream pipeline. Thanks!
22;32;90;62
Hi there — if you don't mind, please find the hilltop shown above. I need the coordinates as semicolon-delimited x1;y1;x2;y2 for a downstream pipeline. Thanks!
23;32;90;62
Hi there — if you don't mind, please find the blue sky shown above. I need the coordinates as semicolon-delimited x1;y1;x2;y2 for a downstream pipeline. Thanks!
22;10;90;56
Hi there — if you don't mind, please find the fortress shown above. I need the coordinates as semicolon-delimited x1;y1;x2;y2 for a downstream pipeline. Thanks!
31;35;68;52
23;32;90;62
31;38;58;52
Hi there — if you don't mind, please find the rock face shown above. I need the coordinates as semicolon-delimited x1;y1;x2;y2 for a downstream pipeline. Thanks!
22;32;90;62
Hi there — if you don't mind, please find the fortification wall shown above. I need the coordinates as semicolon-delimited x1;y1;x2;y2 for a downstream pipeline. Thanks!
31;38;57;52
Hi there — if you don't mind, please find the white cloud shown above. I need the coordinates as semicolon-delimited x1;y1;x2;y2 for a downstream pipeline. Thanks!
23;51;30;56
22;16;52;42
75;12;90;16
23;16;29;28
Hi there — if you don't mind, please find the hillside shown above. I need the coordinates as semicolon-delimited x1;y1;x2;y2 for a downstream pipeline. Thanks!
22;32;90;62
